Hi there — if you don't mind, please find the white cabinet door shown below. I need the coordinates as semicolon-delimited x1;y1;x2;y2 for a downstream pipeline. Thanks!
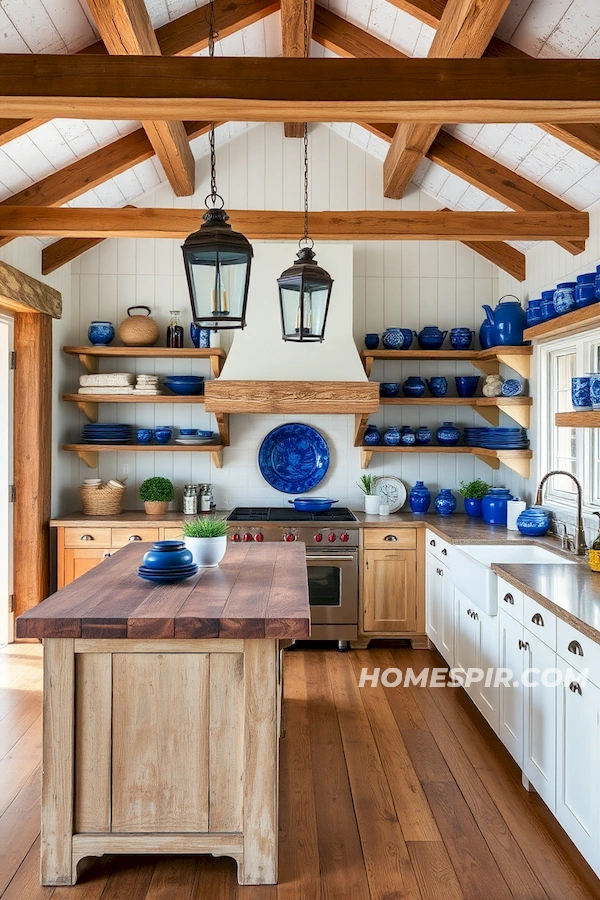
473;608;499;733
425;551;441;648
438;569;454;667
523;629;557;812
498;608;524;766
556;660;600;871
454;589;479;692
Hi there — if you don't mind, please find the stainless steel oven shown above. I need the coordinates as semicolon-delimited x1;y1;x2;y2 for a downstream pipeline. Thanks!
305;549;358;640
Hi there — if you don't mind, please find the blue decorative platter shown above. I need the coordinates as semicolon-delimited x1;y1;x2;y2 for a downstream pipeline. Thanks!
258;423;330;494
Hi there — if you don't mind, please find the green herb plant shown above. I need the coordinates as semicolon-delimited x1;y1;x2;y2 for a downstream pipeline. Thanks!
181;516;229;538
458;478;490;500
357;474;377;495
139;477;175;503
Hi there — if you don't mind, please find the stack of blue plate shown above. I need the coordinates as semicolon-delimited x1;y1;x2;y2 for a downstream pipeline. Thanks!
138;540;198;583
463;427;529;449
81;423;134;444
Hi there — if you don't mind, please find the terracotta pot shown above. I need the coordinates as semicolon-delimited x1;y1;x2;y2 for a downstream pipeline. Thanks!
144;500;169;516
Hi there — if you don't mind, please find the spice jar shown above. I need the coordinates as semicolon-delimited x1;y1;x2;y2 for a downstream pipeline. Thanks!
182;484;198;515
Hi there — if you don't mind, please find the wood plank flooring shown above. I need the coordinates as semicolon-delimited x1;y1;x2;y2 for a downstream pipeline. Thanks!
2;641;600;899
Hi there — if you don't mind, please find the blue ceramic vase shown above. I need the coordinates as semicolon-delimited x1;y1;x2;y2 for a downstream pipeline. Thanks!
481;488;513;526
434;489;456;516
436;421;460;446
400;426;416;445
409;481;431;513
363;425;381;445
450;328;475;350
382;328;403;349
365;333;380;349
402;376;425;397
426;376;448;397
190;323;211;348
88;321;115;346
554;282;577;315
415;426;431;445
479;319;495;349
414;326;448;350
572;376;592;410
383;426;401;446
463;497;482;518
516;507;550;536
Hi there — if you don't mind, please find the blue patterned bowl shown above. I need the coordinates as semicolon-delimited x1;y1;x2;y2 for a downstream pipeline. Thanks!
380;382;400;398
455;376;480;398
88;321;115;346
382;328;403;350
425;377;448;397
136;428;153;444
365;333;380;350
154;427;173;444
501;379;523;397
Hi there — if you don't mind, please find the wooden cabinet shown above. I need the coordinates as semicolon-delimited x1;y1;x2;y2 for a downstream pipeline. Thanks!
363;548;418;633
62;547;112;586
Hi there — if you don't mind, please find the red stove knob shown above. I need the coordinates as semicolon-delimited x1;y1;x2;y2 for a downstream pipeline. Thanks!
314;532;324;543
284;533;296;542
340;532;350;542
243;532;254;542
327;532;337;543
231;533;241;542
254;532;264;542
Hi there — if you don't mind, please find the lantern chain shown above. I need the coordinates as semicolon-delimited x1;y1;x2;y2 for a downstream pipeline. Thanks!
206;0;221;208
301;0;313;249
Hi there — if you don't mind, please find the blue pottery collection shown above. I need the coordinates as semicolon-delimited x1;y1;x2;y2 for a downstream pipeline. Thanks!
415;426;431;445
516;507;550;537
455;375;480;398
425;376;448;397
436;421;461;446
575;274;596;307
88;321;115;346
414;326;448;350
479;319;495;349
589;374;600;410
463;497;482;518
400;426;416;445
482;296;526;346
481;487;513;526
501;379;523;397
383;426;401;446
190;323;211;348
554;282;577;315
363;425;381;445
364;333;380;350
541;296;557;321
402;376;426;397
154;427;173;444
382;328;404;349
409;481;431;513
526;299;543;327
136;428;153;444
572;376;592;410
380;382;400;398
434;489;456;516
450;328;475;350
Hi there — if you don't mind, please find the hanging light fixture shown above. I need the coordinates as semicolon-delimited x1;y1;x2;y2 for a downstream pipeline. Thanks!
181;1;253;330
277;2;333;342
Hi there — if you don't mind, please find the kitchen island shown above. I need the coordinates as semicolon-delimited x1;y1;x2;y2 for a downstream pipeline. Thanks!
16;541;310;887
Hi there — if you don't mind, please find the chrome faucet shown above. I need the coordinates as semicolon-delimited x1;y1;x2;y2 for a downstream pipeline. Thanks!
535;470;587;556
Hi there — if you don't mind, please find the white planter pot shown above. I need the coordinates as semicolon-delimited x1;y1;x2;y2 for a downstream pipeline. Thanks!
184;535;228;568
364;495;380;515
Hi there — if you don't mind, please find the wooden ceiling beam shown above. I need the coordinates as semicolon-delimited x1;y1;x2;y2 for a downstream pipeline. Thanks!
84;0;195;197
0;56;599;123
313;5;405;58
281;0;315;137
385;0;447;29
0;207;587;241
383;0;512;199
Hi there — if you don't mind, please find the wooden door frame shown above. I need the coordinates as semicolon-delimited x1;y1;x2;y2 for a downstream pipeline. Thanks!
0;259;61;620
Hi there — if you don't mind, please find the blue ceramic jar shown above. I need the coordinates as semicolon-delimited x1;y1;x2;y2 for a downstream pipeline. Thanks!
380;382;400;398
554;282;577;315
425;376;448;397
479;319;494;349
526;299;543;327
455;375;480;398
402;376;426;397
383;426;401;446
414;326;448;350
450;328;475;350
481;487;513;526
575;273;596;308
434;489;456;516
88;321;115;346
541;297;557;321
436;421;460;446
400;426;416;445
463;497;482;518
363;425;381;445
382;328;404;349
572;376;592;410
364;333;380;350
516;507;550;536
415;426;431;445
154;426;173;444
143;541;193;570
409;481;431;513
136;428;153;444
190;323;211;348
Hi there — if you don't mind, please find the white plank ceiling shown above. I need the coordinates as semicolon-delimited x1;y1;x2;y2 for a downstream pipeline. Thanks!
0;0;599;257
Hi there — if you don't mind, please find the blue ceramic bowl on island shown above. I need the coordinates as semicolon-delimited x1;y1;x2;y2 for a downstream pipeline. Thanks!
434;489;456;516
436;421;461;445
142;541;193;570
402;376;426;397
136;428;153;444
415;426;431;445
450;328;475;350
572;376;592;410
425;376;448;397
455;375;480;398
88;321;115;346
380;382;400;398
164;375;205;396
364;425;381;445
382;328;403;349
409;481;431;513
464;497;482;518
414;326;447;350
554;282;577;315
383;426;401;446
364;333;380;350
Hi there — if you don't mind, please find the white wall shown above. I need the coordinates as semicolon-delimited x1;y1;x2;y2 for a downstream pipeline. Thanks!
64;123;521;513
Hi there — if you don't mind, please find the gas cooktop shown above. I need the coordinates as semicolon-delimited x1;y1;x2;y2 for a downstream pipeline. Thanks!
227;507;358;523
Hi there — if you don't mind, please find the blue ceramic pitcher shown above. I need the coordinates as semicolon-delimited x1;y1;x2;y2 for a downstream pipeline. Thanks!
482;295;526;346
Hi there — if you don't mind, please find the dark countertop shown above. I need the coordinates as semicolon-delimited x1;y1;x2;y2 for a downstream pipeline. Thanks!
17;542;311;641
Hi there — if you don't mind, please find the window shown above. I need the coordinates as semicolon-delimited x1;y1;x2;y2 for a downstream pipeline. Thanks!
539;330;599;512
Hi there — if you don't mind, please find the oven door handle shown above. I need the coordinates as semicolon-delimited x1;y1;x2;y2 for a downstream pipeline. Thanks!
307;555;356;562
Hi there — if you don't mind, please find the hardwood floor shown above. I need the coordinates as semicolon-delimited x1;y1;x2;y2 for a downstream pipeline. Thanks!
2;641;600;899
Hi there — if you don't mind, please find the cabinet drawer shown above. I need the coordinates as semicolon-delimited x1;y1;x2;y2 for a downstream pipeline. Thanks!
523;594;556;650
111;527;160;548
557;619;600;687
497;577;523;622
162;527;184;541
64;527;112;548
363;528;416;550
425;529;451;562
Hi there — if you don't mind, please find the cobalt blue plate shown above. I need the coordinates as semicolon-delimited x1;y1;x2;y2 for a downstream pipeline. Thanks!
258;423;330;494
138;567;198;583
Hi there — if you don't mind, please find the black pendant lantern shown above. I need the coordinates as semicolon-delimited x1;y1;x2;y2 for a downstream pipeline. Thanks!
277;1;333;342
181;2;253;330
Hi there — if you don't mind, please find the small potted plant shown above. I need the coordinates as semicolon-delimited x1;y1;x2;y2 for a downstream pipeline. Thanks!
358;474;380;515
181;516;229;567
458;478;490;518
139;477;174;516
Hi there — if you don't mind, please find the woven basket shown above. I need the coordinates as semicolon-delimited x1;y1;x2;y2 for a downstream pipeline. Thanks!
80;485;125;516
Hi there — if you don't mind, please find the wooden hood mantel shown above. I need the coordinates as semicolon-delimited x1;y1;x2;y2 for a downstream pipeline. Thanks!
203;380;380;415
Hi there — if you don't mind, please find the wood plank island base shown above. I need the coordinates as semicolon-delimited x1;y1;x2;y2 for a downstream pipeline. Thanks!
15;541;310;887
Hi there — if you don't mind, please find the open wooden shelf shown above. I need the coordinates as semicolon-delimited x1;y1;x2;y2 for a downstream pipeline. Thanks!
62;392;208;424
524;304;600;343
360;346;532;378
555;411;600;427
378;396;532;427
63;442;224;469
359;444;532;478
63;346;226;378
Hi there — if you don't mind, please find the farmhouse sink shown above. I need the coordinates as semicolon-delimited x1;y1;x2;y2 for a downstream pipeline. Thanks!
451;544;575;615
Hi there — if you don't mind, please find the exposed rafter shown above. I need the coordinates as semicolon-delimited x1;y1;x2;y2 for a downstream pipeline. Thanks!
0;207;587;241
281;0;315;137
383;0;512;199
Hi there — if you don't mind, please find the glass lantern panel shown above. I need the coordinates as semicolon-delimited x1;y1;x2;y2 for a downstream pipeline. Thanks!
280;283;303;337
303;284;329;337
186;249;249;322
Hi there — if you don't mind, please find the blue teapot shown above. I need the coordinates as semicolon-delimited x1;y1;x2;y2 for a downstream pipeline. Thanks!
414;326;447;350
482;295;527;346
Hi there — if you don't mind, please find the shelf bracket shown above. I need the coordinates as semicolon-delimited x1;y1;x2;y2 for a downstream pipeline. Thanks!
74;449;99;469
363;355;375;377
496;454;531;479
75;400;98;423
473;452;500;471
211;353;223;379
211;449;223;469
474;406;500;426
471;359;499;376
496;400;531;428
495;351;531;379
354;413;369;447
214;412;230;446
77;353;99;375
360;448;373;469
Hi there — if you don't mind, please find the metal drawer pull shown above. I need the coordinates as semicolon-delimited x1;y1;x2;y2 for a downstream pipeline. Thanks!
569;681;582;695
102;552;111;559
568;640;584;656
504;593;514;605
441;548;448;556
80;534;94;541
436;567;443;576
519;639;529;650
467;608;472;617
129;535;142;541
473;611;478;621
531;613;544;627
430;539;436;546
384;535;398;541
309;555;355;562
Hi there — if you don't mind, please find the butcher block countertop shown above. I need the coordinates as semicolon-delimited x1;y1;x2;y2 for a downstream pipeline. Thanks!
16;541;310;641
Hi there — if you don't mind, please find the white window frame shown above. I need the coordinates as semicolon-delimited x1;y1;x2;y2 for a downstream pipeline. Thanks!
538;329;598;515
